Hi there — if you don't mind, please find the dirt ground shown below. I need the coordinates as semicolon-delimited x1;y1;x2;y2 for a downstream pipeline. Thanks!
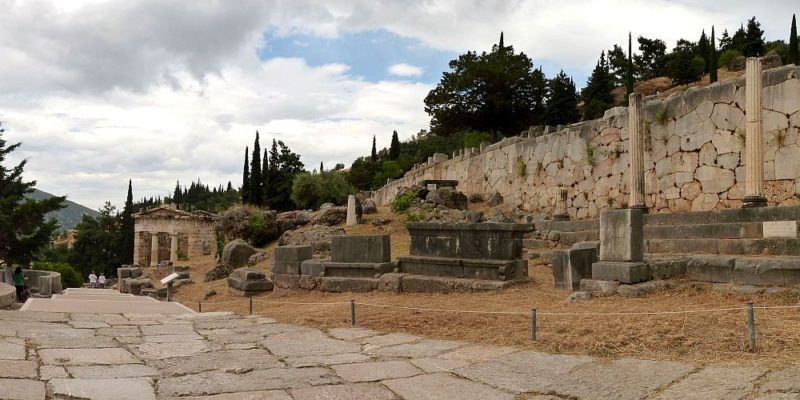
172;207;800;368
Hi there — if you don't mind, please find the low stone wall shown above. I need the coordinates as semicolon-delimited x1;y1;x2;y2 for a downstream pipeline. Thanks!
0;283;15;308
374;64;800;219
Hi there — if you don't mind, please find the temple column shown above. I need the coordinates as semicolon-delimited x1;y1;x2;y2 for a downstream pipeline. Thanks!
132;232;140;266
170;234;178;263
743;57;767;208
628;93;646;211
150;233;159;267
554;187;569;220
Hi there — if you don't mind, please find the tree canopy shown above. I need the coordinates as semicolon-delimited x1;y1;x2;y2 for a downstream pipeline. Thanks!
0;124;65;267
424;33;546;139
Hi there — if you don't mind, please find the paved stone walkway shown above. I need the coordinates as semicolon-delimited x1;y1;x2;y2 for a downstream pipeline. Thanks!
1;309;799;399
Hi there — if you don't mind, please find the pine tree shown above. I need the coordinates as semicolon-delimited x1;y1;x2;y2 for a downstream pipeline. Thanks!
697;29;710;73
370;135;377;162
582;51;615;120
120;180;135;264
743;17;765;57
172;181;183;206
389;130;400;160
249;132;262;206
226;181;233;192
242;146;250;203
790;14;799;65
545;70;579;125
710;26;719;83
625;32;634;105
0;124;65;267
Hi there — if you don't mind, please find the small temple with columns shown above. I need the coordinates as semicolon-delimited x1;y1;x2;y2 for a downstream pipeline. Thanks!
132;204;216;267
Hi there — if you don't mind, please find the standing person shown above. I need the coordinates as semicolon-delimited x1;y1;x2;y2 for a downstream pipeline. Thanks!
97;273;106;289
88;271;97;288
13;267;25;302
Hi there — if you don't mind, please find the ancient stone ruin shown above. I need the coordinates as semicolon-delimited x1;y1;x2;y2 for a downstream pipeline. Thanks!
273;223;532;293
133;204;215;267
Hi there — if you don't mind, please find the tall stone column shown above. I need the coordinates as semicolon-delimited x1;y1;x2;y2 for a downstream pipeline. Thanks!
132;232;140;266
742;57;767;208
553;188;569;221
628;93;646;212
170;234;178;263
150;233;159;267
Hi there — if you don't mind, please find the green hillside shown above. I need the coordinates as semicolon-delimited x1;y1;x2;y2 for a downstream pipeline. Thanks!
27;189;100;230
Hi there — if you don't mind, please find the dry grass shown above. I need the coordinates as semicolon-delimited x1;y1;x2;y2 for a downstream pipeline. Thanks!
172;206;800;368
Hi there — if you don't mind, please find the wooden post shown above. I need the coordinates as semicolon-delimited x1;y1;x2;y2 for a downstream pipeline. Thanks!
350;299;356;327
531;308;537;341
249;297;253;315
747;302;756;352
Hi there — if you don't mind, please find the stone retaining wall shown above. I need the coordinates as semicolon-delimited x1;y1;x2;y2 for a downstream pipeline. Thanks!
0;283;15;308
374;64;800;219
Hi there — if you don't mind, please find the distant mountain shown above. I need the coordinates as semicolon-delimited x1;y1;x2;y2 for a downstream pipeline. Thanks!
27;189;101;231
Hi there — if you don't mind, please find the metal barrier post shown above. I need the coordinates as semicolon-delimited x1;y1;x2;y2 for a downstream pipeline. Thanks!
531;308;537;341
198;301;202;313
747;302;756;352
350;299;356;327
249;297;253;315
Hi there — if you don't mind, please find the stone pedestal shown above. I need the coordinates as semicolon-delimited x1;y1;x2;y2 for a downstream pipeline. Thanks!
227;268;274;296
591;209;648;284
628;93;647;211
346;195;358;226
553;187;569;221
150;234;159;267
743;57;767;208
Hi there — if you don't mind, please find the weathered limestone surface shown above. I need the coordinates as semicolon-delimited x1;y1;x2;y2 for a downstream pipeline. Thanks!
373;65;800;216
0;307;793;399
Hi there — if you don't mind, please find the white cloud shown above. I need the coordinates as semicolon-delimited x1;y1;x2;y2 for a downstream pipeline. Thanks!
388;63;424;77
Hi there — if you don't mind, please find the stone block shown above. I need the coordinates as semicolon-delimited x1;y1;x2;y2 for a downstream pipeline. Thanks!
275;245;313;263
323;261;395;278
579;279;620;296
686;256;736;283
599;209;644;262
272;260;301;276
591;261;649;284
406;222;531;260
227;268;274;295
647;257;687;279
272;274;300;289
617;280;670;297
551;247;597;291
763;221;798;238
300;259;326;276
377;273;404;293
733;258;800;286
318;277;378;292
331;235;391;263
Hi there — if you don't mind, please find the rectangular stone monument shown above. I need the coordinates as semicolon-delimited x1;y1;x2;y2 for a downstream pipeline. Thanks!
591;209;649;283
272;245;313;275
346;195;358;226
551;241;599;291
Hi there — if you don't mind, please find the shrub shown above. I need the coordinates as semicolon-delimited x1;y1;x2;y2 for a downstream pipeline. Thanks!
391;189;419;213
291;171;354;210
31;261;83;288
514;157;527;177
247;213;273;247
718;49;743;69
462;130;493;148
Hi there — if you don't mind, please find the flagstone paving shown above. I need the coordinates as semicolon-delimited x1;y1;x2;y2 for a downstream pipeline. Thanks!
0;309;798;399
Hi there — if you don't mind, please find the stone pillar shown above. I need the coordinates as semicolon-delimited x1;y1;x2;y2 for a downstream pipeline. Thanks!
628;93;647;211
346;195;358;226
591;209;649;284
150;233;159;267
743;57;767;208
170;234;178;263
132;231;140;266
553;188;569;221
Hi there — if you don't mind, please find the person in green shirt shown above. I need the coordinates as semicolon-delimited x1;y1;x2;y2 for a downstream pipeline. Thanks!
13;267;25;302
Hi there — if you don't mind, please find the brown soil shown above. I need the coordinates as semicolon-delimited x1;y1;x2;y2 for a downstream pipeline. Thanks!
172;206;800;368
612;68;745;105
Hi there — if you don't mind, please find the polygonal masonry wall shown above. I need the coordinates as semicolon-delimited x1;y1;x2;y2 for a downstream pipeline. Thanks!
374;64;800;219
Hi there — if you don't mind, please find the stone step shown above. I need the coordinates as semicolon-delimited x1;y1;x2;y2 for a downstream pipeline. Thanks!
644;205;800;226
559;231;600;246
644;222;762;240
645;238;800;256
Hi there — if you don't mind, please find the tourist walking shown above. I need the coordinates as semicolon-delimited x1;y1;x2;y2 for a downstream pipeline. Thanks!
13;267;25;302
88;271;97;288
98;273;106;289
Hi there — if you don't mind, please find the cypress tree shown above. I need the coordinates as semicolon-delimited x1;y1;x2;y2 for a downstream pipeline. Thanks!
389;130;400;160
319;161;324;173
697;29;709;73
249;132;262;206
370;135;377;162
172;181;183;206
261;149;269;205
265;139;280;208
625;32;634;105
790;14;798;65
710;26;718;83
120;180;135;264
242;146;250;203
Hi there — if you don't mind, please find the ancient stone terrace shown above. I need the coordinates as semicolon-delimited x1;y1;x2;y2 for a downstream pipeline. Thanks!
1;308;798;399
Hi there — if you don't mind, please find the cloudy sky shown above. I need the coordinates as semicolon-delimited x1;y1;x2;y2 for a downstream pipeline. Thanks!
2;0;797;209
